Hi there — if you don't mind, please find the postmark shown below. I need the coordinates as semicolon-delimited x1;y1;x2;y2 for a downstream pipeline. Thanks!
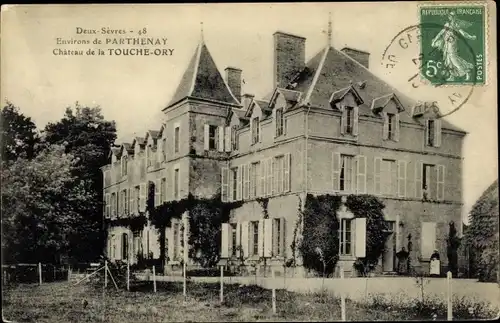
381;23;477;118
419;5;486;85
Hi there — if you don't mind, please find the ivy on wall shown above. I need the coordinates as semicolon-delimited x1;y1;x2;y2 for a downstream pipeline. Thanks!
148;193;243;268
298;193;388;276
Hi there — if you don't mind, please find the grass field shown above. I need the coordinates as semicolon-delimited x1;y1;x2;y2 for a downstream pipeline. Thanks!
2;280;498;322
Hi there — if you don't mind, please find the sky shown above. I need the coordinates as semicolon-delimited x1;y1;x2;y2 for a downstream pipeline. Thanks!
1;3;497;225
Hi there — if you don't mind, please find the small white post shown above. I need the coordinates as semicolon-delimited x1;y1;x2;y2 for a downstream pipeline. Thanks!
183;262;187;299
152;265;157;293
38;263;42;285
447;271;452;321
220;266;224;303
272;269;277;315
104;261;108;288
340;267;346;322
127;261;130;291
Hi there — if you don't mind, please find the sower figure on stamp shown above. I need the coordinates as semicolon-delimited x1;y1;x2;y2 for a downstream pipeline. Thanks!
431;11;477;82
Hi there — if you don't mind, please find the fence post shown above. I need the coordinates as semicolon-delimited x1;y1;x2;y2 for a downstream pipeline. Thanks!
220;266;224;303
38;262;42;285
447;271;452;321
152;265;157;293
340;267;346;322
104;261;108;288
127;261;130;292
272;269;277;315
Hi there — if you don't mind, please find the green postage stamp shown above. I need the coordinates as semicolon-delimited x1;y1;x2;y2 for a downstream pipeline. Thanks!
419;5;486;85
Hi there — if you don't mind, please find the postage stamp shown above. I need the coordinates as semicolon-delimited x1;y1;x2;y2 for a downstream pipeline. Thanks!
419;5;486;85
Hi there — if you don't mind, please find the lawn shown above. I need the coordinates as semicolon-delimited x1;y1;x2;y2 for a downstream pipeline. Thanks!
2;280;497;322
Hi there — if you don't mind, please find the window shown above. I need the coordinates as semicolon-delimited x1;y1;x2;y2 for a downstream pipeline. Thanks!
231;223;237;257
162;138;167;161
252;221;259;256
111;192;117;217
231;167;238;201
174;126;180;153
345;107;354;134
252;117;260;144
134;185;140;213
381;159;397;196
427;120;435;146
161;178;167;202
122;233;128;260
174;168;180;199
422;163;435;198
340;218;352;256
173;223;179;260
273;218;282;256
231;126;238;150
276;108;284;137
208;125;218;150
122;189;128;215
250;162;259;198
339;155;355;192
387;113;395;140
274;155;284;194
121;156;128;176
147;145;153;167
133;231;142;258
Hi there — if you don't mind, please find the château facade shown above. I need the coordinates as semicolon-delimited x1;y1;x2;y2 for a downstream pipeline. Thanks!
101;25;466;277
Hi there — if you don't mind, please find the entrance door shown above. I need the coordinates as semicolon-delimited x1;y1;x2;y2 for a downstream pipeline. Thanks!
383;233;396;272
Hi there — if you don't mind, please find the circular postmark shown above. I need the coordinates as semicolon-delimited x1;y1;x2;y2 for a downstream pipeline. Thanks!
381;22;478;118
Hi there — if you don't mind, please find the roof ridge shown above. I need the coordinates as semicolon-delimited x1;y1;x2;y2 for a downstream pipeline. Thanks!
188;42;203;95
304;46;330;104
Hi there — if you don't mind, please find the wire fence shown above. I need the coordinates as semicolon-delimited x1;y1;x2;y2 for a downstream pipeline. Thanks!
2;263;71;285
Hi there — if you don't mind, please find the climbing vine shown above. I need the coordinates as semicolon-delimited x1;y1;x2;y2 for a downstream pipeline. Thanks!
148;193;243;268
256;197;270;219
288;194;303;268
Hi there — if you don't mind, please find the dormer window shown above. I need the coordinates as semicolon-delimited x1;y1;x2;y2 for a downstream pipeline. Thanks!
387;113;395;140
382;112;400;142
341;106;358;136
121;155;128;176
147;145;153;167
425;118;442;147
275;108;284;137
208;125;218;150
251;117;260;144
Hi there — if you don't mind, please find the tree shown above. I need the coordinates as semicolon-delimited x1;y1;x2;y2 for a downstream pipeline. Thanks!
1;144;93;263
465;180;499;282
43;102;117;262
446;221;461;277
1;101;40;162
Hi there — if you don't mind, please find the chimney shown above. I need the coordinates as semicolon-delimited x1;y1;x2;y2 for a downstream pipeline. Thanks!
225;67;242;101
341;47;370;69
273;31;306;88
241;93;254;110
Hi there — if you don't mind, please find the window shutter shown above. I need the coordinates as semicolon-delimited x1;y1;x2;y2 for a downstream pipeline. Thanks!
421;222;436;259
167;227;174;263
155;179;160;207
353;106;359;136
279;218;286;257
356;155;367;194
218;126;225;152
340;106;346;135
424;120;429;146
415;161;423;198
221;223;230;258
397;160;407;197
260;161;266;196
224;126;232;152
237;165;243;200
267;158;273;196
374;157;382;195
273;158;279;194
394;113;401;142
258;220;264;257
391;161;398;196
255;163;261;197
436;164;445;201
204;124;209;151
264;218;273;257
284;153;291;192
434;119;442;147
382;112;389;140
105;194;110;218
241;221;249;258
139;183;146;212
354;218;366;257
236;222;241;257
221;167;229;202
243;164;249;200
332;152;341;191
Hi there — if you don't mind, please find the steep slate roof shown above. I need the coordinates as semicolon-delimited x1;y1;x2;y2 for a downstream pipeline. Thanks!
122;143;134;154
166;38;240;108
290;46;464;132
